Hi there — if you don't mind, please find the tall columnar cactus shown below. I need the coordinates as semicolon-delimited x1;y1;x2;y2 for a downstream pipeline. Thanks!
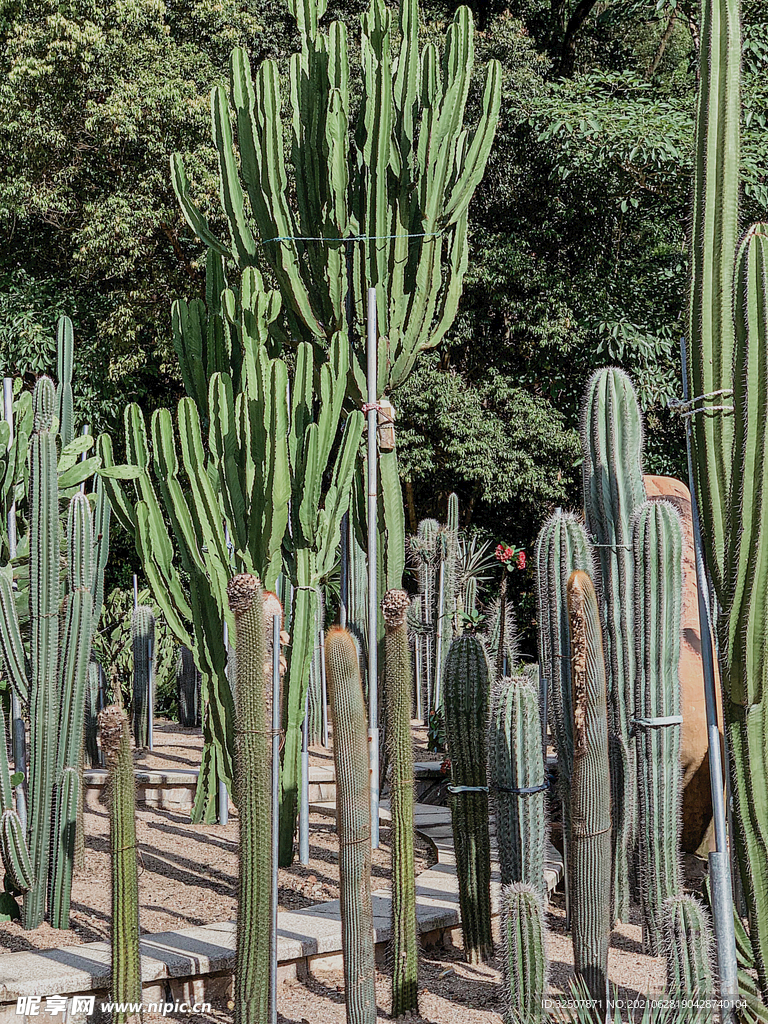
382;590;418;1017
99;706;141;1024
567;570;611;1014
176;646;200;728
663;895;715;1001
325;628;376;1024
227;574;270;1024
56;315;75;447
489;676;547;899
581;366;646;923
534;512;593;850
632;500;684;955
443;634;493;964
131;605;155;750
499;883;548;1024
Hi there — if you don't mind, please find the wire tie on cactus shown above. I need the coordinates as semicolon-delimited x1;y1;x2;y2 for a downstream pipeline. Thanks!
492;782;548;795
260;231;441;246
668;389;734;418
447;784;489;794
591;543;632;551
630;715;683;734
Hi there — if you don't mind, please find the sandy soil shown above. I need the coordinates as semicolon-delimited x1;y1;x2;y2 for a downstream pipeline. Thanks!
0;721;707;1023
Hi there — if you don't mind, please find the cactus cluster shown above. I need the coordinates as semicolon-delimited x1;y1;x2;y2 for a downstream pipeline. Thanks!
99;705;141;1024
325;627;376;1024
443;634;493;964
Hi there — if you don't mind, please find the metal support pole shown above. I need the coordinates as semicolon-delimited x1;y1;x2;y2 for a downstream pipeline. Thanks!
415;637;422;723
319;627;329;749
340;512;349;630
3;378;26;832
680;337;738;1015
366;288;380;850
133;574;138;610
219;620;230;827
299;687;310;866
147;634;154;752
270;613;281;1024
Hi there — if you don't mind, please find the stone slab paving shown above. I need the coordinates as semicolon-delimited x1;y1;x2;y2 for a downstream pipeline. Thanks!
0;799;563;1006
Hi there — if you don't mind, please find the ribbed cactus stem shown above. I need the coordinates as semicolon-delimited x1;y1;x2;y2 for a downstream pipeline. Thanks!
176;647;200;728
382;590;418;1017
228;574;270;1024
500;883;548;1024
534;511;593;847
489;676;546;898
663;895;715;1000
325;627;376;1024
567;570;610;1014
443;634;493;964
632;500;684;955
99;705;141;1024
581;366;645;923
131;606;155;750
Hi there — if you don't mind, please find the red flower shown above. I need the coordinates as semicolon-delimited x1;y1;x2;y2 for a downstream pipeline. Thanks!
517;551;526;570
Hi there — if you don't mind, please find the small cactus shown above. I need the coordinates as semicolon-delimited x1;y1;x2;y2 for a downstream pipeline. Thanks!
500;883;548;1024
382;590;418;1017
228;573;270;1024
131;605;155;749
489;676;547;899
567;570;611;1015
663;895;715;1001
325;627;376;1024
99;705;141;1024
443;634;493;964
176;646;200;728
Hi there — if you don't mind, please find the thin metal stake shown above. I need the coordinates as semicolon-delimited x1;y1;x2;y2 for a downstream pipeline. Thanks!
133;574;138;610
147;633;154;752
319;627;329;749
415;637;422;723
340;511;349;630
219;619;230;827
366;287;380;850
3;378;26;832
680;336;738;1016
270;613;281;1024
299;687;310;866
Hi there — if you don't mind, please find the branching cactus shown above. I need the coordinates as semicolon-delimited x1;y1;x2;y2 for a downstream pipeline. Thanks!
581;366;646;923
534;511;592;851
567;570;611;1015
131;605;155;750
99;706;141;1024
663;895;715;1002
443;634;493;964
489;676;547;899
382;590;418;1017
0;710;33;894
227;574;270;1024
500;883;548;1024
325;627;376;1024
632;500;684;955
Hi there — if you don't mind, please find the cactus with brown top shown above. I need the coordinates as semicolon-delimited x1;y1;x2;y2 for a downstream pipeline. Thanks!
382;589;418;1017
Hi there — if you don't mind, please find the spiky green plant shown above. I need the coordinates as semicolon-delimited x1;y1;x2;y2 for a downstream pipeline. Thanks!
500;883;548;1024
581;366;646;923
176;646;200;728
489;676;547;898
534;511;593;853
131;605;155;750
632;501;684;955
662;895;715;1004
382;589;418;1017
567;570;610;1015
99;705;141;1024
228;574;271;1024
443;634;493;964
325;627;376;1024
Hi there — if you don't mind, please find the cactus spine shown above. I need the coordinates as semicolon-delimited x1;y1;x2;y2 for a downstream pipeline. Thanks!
176;646;200;728
325;627;376;1024
632;501;684;955
227;574;270;1024
567;570;610;1014
443;634;493;964
581;366;645;922
99;705;141;1024
534;512;592;852
382;590;418;1017
500;883;548;1024
489;676;547;899
131;606;155;749
663;895;715;1001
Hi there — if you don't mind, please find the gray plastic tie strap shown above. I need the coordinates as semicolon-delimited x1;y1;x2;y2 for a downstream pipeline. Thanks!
493;782;548;796
447;784;489;794
631;715;683;729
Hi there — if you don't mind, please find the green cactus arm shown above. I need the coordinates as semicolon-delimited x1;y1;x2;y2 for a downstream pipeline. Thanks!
90;476;111;630
259;360;291;590
172;298;211;417
380;446;406;590
150;409;207;576
297;425;321;546
0;570;29;703
95;435;138;535
208;373;249;558
134;502;193;644
50;766;81;929
315;333;349;474
393;0;419;167
170;153;232;259
212;85;258;265
56;315;75;447
686;0;741;600
0;709;15;812
1;810;34;893
315;412;365;581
